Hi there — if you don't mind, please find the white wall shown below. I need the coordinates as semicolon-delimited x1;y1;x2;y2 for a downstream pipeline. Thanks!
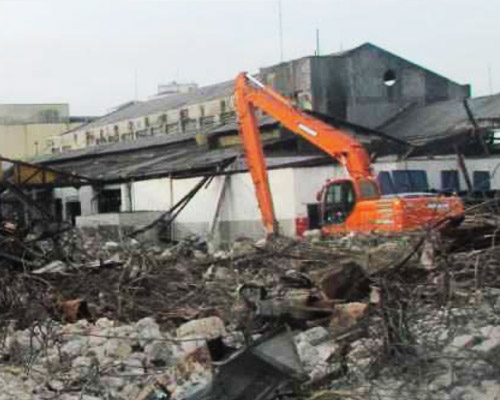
132;178;173;211
375;156;500;191
51;155;500;241
128;168;297;238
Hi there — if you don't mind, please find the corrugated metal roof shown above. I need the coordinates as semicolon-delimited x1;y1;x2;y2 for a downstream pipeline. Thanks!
73;80;234;131
42;143;238;182
380;93;500;145
37;139;329;183
31;132;198;164
469;94;500;121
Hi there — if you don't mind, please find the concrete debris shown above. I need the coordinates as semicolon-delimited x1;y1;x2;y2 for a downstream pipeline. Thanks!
1;218;500;398
32;260;69;274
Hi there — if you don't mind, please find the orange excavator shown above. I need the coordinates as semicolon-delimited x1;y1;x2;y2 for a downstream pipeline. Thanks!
234;72;464;236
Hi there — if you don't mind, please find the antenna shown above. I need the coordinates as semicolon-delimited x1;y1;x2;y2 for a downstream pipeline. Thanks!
315;28;320;56
278;0;283;62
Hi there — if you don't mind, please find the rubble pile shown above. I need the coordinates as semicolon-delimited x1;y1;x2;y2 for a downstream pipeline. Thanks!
1;217;500;399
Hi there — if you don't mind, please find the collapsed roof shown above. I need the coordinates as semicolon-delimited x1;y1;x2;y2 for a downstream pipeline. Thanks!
380;93;500;146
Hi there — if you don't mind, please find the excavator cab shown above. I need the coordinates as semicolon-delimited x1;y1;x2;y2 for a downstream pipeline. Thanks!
322;180;356;225
320;177;380;228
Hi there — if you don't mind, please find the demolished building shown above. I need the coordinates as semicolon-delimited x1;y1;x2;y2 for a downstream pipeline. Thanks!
2;43;500;244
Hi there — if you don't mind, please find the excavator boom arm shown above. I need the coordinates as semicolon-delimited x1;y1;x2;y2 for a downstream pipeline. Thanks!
234;72;375;235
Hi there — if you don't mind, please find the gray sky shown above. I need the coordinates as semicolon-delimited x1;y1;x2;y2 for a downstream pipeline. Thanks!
0;0;497;116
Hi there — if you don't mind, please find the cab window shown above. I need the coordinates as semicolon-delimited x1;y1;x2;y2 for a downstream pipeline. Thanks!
358;179;379;199
323;181;356;224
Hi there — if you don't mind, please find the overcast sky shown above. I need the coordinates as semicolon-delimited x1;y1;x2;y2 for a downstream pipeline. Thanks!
0;0;497;116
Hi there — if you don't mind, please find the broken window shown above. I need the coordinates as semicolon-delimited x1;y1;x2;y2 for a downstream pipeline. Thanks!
473;171;491;192
66;201;81;225
441;170;460;193
39;109;60;123
383;69;397;87
97;189;121;213
220;111;236;124
220;100;227;114
85;132;95;146
166;122;180;134
98;130;107;144
200;115;215;129
182;118;197;132
298;92;312;110
486;129;500;152
54;198;63;222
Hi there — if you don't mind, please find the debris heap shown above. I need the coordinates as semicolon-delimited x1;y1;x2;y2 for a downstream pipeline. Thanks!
1;214;500;399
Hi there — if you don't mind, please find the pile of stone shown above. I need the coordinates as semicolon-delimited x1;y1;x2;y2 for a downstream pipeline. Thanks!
1;316;232;399
1;228;500;399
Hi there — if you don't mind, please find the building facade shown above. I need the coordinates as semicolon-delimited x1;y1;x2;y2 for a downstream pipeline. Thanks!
55;80;236;152
0;104;89;159
52;43;470;154
259;43;470;129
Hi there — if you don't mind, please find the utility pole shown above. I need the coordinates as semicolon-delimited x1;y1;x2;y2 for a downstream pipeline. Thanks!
134;68;138;100
315;28;320;56
488;64;493;95
278;0;283;62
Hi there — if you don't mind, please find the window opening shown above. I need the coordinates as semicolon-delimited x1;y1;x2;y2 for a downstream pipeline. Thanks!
383;69;397;87
97;189;121;213
473;171;491;192
378;171;396;195
441;170;460;193
393;170;428;193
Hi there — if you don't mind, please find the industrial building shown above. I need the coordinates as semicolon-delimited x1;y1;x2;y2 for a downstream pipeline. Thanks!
49;43;469;153
2;43;500;245
0;103;93;159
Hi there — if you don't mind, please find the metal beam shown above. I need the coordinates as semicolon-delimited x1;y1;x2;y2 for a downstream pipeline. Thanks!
0;180;53;220
0;155;101;187
463;98;490;156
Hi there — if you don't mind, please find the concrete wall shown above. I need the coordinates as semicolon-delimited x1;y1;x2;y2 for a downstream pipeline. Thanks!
0;104;69;125
332;45;470;129
260;44;469;131
309;56;347;119
260;57;313;99
0;122;78;159
76;211;165;242
130;169;297;243
53;156;500;245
